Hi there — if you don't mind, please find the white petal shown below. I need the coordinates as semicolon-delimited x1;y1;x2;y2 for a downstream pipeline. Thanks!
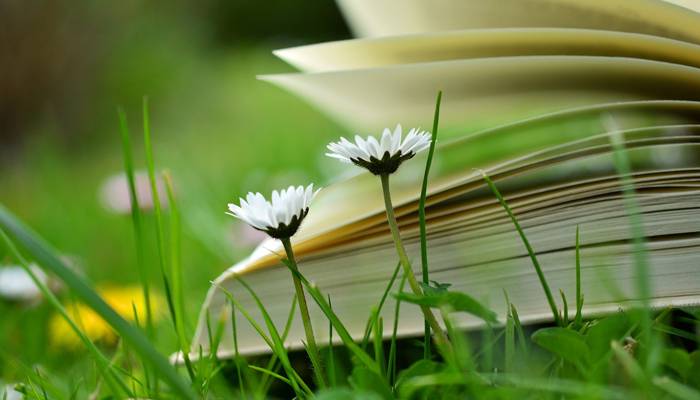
353;135;371;158
271;190;281;207
380;128;393;154
365;136;382;158
311;186;321;203
391;124;403;154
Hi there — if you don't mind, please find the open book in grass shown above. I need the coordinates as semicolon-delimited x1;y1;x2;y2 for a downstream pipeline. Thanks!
189;0;700;358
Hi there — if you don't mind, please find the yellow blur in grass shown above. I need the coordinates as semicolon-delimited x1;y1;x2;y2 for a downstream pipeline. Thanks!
49;285;158;350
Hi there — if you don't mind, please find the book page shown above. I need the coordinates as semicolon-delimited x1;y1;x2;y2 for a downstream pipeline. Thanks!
260;56;700;136
275;29;700;72
335;0;700;44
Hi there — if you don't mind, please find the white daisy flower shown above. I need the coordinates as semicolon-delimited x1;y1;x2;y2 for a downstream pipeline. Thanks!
227;184;320;239
326;124;432;175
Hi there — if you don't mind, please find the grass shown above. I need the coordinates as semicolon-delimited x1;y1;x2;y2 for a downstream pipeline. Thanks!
1;84;699;399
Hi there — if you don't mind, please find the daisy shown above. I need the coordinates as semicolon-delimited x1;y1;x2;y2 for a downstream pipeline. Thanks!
227;184;320;240
225;183;328;384
326;122;452;351
326;124;431;175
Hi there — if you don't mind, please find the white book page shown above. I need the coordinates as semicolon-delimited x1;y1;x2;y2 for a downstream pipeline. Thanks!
275;29;700;73
335;0;700;43
260;56;700;136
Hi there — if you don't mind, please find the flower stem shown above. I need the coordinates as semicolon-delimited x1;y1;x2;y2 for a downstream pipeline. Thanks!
380;173;452;353
281;237;328;388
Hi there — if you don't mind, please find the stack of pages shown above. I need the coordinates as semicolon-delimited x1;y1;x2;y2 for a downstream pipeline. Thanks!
190;0;700;357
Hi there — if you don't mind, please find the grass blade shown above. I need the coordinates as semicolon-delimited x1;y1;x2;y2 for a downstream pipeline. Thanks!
511;304;529;359
504;291;514;373
560;290;569;327
604;116;651;309
480;170;562;327
0;205;194;398
0;227;136;399
653;376;700;400
233;276;312;398
281;258;382;375
162;171;197;385
141;98;178;331
471;329;506;365
248;366;292;386
371;308;386;378
388;274;407;386
260;294;297;394
362;261;401;351
230;301;245;399
419;90;442;360
441;308;474;375
574;226;583;328
117;107;153;334
327;295;336;388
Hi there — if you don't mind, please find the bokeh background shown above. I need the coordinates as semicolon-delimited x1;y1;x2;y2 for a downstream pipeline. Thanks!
0;0;354;370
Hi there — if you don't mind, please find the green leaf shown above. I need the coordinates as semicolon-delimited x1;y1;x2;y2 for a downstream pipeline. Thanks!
395;360;454;400
689;351;700;391
661;349;692;382
532;327;589;365
350;367;394;400
316;388;383;400
585;313;636;363
393;291;498;324
418;281;451;296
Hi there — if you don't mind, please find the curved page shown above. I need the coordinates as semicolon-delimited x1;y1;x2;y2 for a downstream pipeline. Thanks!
260;56;700;135
275;28;700;72
335;0;700;43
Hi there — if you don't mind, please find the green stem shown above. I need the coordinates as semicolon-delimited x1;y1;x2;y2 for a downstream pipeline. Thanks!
281;237;329;388
380;173;452;353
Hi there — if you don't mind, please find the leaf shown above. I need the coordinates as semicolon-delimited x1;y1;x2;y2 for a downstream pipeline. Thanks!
349;367;394;400
394;363;465;400
585;313;636;363
531;327;589;365
689;351;700;391
395;360;445;386
393;291;498;324
418;281;452;296
395;360;449;400
661;349;692;382
316;388;384;400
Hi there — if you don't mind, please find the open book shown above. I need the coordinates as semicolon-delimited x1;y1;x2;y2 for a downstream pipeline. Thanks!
188;0;700;357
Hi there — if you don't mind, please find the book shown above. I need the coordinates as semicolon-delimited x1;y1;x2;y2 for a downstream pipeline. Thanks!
186;0;700;358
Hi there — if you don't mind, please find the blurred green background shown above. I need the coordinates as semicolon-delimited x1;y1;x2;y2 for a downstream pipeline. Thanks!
0;0;353;371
